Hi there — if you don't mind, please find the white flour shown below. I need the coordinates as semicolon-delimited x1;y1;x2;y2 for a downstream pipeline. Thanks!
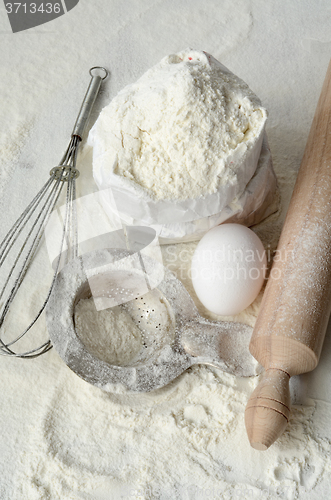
89;49;266;201
1;1;331;499
74;298;143;366
73;284;175;370
14;363;331;500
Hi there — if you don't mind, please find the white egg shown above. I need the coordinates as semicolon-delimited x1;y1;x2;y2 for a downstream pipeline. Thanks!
191;223;267;316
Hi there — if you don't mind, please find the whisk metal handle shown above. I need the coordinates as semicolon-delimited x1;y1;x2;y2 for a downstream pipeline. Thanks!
72;66;109;140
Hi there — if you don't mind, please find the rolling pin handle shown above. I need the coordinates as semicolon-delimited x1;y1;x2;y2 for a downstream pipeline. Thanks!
245;368;291;450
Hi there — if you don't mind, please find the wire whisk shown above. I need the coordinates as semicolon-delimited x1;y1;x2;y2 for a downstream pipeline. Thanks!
0;66;108;358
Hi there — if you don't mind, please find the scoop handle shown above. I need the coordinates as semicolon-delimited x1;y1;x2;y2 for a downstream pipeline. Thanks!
245;58;331;450
180;318;258;377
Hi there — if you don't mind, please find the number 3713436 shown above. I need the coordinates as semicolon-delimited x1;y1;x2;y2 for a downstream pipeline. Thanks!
5;3;62;14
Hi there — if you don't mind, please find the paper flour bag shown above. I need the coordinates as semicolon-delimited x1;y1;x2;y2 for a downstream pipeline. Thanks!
88;49;278;243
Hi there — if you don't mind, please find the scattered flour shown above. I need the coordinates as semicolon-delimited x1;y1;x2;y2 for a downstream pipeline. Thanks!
89;48;266;201
13;365;331;500
74;297;142;366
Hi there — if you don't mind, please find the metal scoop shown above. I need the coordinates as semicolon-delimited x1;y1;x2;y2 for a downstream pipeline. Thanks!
46;248;260;392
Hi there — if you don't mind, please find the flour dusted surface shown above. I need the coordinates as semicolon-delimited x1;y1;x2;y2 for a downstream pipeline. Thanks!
89;49;266;201
3;1;331;499
15;365;331;500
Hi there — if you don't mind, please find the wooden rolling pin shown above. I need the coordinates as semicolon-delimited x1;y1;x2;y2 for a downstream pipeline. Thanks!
245;58;331;450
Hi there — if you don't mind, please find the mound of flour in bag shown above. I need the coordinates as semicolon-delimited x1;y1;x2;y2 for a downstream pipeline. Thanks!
89;48;267;201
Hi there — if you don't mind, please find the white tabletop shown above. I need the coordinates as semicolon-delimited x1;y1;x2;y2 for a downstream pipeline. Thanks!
1;1;331;499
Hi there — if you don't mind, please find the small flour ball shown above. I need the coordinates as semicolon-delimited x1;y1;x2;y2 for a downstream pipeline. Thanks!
74;298;143;366
191;224;267;315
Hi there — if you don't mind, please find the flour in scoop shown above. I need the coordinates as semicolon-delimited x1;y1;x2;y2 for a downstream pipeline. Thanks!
74;298;142;366
89;48;267;201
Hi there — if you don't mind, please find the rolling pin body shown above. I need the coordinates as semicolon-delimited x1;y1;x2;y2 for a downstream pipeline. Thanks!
245;59;331;450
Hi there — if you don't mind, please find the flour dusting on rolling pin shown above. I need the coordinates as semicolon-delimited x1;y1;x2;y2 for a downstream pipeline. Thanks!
245;58;331;450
